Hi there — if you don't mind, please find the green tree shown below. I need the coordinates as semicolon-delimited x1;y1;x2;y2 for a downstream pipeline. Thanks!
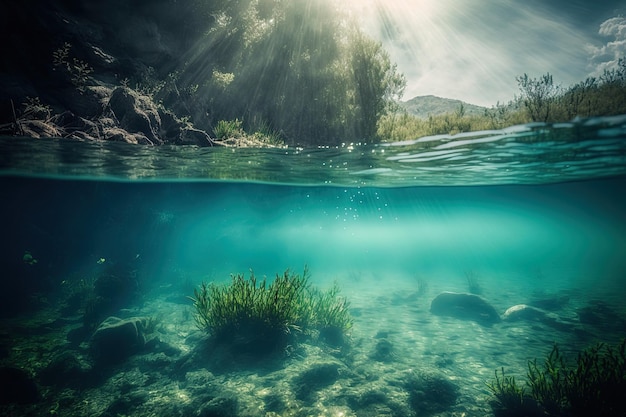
348;28;406;142
516;73;560;122
156;0;407;146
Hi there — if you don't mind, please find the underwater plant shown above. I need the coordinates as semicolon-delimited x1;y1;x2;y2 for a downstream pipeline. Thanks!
190;267;352;354
487;339;626;417
487;368;542;417
465;270;482;295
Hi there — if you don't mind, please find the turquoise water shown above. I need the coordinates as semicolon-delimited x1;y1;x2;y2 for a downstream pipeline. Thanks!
1;117;626;416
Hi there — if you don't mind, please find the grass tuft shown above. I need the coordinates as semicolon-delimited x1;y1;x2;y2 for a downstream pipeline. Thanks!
190;267;352;354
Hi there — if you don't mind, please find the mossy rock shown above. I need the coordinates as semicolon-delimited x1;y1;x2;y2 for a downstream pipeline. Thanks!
406;372;459;416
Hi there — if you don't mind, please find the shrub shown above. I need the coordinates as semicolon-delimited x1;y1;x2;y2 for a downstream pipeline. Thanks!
213;118;244;140
487;340;626;417
190;268;352;354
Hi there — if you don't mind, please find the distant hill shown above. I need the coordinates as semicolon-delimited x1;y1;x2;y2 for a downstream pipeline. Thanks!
400;95;487;119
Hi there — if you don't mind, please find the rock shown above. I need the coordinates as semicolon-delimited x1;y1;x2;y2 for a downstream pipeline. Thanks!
370;338;394;362
502;304;550;321
61;85;109;118
180;126;214;146
18;119;62;138
502;304;576;332
108;87;162;144
39;351;92;387
103;127;151;144
406;372;459;415
158;109;184;142
430;292;501;326
90;316;149;364
293;362;342;401
0;366;40;404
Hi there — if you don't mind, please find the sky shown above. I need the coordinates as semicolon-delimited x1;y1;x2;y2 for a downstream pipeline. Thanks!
351;0;626;106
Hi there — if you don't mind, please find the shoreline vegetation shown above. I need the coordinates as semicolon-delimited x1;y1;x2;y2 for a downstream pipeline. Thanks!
380;65;626;142
1;2;625;148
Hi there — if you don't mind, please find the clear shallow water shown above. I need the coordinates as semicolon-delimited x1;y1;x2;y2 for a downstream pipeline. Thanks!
1;115;626;185
3;176;625;308
1;118;626;416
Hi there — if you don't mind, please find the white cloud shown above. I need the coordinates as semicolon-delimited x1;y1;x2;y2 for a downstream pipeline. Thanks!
587;16;626;77
599;16;626;38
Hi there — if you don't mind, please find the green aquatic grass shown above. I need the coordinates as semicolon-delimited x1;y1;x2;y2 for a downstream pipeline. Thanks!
190;267;352;353
488;339;626;416
486;368;527;412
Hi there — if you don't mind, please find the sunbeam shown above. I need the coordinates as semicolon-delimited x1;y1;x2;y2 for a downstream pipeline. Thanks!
347;0;601;106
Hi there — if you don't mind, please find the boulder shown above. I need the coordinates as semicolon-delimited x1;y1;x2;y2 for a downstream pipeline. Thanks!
90;316;149;364
61;86;109;118
406;373;459;415
39;351;92;387
108;87;162;144
180;126;214;146
502;304;575;332
430;292;501;326
502;304;551;322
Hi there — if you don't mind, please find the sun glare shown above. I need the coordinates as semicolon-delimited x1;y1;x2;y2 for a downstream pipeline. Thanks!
347;0;447;32
345;0;460;96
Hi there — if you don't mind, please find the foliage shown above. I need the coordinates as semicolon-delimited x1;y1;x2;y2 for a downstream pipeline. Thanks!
190;268;352;353
465;270;482;295
52;42;94;91
305;282;353;332
516;73;560;122
486;368;528;412
213;119;244;140
249;119;285;146
151;0;406;146
487;340;626;417
517;64;626;123
20;97;52;121
379;62;626;142
377;107;522;142
348;27;406;141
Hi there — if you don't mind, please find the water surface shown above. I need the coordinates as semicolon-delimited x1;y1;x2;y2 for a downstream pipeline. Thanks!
2;115;625;185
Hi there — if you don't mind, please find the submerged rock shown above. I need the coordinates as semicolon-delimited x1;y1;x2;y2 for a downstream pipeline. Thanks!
293;362;342;402
39;351;92;387
406;372;459;415
370;338;394;362
90;316;150;364
430;292;501;326
502;304;576;332
502;304;549;321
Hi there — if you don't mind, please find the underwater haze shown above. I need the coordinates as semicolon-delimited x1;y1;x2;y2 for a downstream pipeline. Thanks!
1;117;626;416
